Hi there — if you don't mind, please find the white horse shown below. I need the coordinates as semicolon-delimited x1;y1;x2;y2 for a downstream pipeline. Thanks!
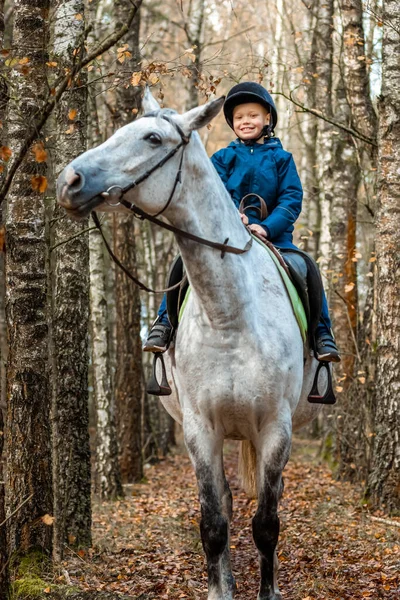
57;90;322;600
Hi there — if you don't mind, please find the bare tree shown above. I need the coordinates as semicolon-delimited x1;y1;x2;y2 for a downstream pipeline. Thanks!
330;82;360;477
89;224;123;499
367;0;400;513
339;0;377;150
113;0;144;483
4;0;53;556
50;0;91;559
315;0;334;273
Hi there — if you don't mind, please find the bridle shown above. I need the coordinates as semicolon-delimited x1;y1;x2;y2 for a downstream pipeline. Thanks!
98;111;190;218
91;110;253;293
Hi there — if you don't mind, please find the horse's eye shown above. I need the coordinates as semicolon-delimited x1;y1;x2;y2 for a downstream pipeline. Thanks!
144;132;162;145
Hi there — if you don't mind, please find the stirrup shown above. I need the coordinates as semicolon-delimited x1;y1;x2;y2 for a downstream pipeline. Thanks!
147;353;172;396
308;361;336;405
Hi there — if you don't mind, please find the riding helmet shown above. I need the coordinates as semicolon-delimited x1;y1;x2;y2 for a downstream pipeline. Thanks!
223;82;278;132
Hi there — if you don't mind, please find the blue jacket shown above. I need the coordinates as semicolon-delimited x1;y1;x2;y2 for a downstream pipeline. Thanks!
211;137;302;247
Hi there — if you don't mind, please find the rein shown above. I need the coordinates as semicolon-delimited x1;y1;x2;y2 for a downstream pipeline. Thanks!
92;110;253;293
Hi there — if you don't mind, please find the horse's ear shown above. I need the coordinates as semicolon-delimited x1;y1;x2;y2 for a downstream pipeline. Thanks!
142;86;161;113
179;96;225;134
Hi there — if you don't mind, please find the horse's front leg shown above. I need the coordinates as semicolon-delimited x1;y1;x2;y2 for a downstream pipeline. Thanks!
253;424;291;600
185;421;235;600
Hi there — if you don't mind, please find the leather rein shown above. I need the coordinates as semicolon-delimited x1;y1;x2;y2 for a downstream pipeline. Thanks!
92;110;253;294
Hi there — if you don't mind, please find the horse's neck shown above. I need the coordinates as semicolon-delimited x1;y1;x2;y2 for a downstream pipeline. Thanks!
165;138;274;325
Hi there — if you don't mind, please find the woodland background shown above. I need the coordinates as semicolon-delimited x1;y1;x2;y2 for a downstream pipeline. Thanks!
0;0;398;597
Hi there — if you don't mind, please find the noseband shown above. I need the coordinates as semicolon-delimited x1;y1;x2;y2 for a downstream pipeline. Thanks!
92;110;253;293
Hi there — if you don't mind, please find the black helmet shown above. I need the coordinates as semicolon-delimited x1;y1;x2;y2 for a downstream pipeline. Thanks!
223;82;278;132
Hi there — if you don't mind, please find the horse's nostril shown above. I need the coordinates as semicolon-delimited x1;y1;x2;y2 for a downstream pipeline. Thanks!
65;166;85;191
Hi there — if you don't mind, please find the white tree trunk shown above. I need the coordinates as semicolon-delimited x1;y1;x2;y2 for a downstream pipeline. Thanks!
4;0;52;555
51;0;92;559
89;227;123;499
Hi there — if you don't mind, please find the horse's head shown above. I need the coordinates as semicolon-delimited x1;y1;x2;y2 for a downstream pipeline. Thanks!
57;88;224;220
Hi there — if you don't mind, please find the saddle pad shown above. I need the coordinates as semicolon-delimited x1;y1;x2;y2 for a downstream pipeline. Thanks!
179;236;307;343
251;236;307;342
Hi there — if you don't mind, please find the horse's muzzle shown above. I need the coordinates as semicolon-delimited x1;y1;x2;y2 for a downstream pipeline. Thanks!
57;166;102;219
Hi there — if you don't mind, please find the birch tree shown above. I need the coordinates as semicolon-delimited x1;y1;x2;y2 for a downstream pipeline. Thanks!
315;0;334;274
0;0;7;410
50;0;91;558
340;0;377;150
332;0;377;479
181;0;205;109
330;82;360;476
89;225;123;500
113;0;143;484
87;0;123;501
4;0;53;555
0;402;6;598
299;1;320;258
367;1;400;512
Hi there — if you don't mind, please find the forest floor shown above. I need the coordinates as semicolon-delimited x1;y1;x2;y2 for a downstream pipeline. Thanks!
62;437;399;600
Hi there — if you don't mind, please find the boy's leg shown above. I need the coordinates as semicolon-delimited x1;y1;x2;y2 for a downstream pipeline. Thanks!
315;291;341;362
143;293;173;352
274;239;340;363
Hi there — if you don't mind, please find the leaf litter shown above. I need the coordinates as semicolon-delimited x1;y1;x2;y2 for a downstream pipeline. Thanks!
63;437;399;599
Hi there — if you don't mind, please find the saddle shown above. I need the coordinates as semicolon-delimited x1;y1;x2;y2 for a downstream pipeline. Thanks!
166;248;322;349
163;248;334;405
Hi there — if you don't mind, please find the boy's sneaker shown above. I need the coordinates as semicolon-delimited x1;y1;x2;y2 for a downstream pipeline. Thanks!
143;322;172;353
316;333;341;363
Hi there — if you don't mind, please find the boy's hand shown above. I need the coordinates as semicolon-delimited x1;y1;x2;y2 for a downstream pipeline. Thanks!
249;224;268;241
240;213;249;225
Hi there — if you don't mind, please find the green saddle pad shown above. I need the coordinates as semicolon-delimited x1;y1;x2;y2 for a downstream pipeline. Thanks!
179;236;308;343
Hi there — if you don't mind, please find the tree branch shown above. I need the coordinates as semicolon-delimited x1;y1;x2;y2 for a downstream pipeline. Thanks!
274;90;378;147
50;225;97;253
202;25;256;49
0;0;142;206
0;493;34;529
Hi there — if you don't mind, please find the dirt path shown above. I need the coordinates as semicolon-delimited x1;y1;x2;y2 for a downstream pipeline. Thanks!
64;439;399;599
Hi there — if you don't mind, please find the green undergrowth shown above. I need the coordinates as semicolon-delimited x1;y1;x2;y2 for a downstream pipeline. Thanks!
9;550;78;600
320;431;339;473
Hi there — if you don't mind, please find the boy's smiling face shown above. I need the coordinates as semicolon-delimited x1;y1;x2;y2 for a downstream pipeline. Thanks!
232;102;270;142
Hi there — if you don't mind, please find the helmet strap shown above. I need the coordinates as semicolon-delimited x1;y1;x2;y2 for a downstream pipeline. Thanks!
242;124;274;145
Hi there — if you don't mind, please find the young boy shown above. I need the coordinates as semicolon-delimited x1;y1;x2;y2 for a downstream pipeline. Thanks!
144;82;340;362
